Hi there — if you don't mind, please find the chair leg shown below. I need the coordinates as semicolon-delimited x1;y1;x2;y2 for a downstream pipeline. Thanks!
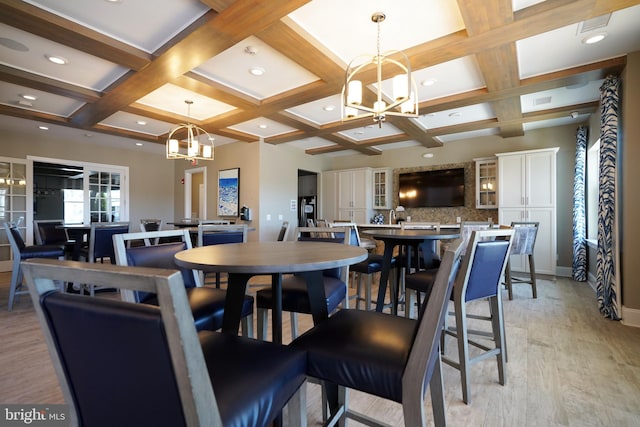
490;296;507;386
287;380;307;427
529;254;537;298
241;313;254;338
290;312;299;340
455;301;472;404
355;272;362;310
364;273;372;311
405;288;415;319
505;259;513;300
8;259;22;311
428;353;445;427
257;307;268;340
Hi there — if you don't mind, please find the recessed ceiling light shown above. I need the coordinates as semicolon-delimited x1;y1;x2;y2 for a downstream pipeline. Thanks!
249;67;265;76
422;152;434;158
323;105;335;112
421;79;437;87
258;124;268;129
84;133;93;138
45;55;67;65
21;94;37;101
136;120;147;125
38;125;48;130
582;33;607;44
135;142;143;146
105;0;122;3
448;112;462;117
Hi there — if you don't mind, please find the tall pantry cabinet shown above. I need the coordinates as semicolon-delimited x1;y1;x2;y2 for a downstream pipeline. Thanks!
497;147;558;275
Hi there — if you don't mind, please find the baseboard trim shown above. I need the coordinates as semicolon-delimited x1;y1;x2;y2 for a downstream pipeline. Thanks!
621;306;640;328
555;266;571;278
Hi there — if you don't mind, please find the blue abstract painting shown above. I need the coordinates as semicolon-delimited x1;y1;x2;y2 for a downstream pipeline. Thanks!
218;168;239;216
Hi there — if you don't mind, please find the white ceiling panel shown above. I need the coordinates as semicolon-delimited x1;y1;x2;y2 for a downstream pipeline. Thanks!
136;83;236;120
194;36;320;100
0;81;84;117
289;0;465;64
229;117;297;139
521;80;602;113
24;0;209;53
0;23;128;91
286;95;343;125
100;111;175;136
416;103;495;130
338;123;403;142
517;5;640;78
436;128;500;143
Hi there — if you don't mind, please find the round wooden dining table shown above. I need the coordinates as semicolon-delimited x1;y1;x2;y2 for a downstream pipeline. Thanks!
362;228;460;313
175;241;367;344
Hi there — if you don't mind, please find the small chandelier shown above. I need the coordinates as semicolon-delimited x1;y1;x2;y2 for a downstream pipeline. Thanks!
166;100;214;161
341;12;419;127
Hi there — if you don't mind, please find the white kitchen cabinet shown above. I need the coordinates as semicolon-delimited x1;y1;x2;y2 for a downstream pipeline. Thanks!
497;148;558;275
474;157;497;209
338;168;372;223
372;168;392;209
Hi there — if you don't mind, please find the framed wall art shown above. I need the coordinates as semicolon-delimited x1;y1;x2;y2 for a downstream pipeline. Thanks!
217;168;239;217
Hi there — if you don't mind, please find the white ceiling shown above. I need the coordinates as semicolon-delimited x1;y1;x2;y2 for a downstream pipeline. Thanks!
1;0;639;157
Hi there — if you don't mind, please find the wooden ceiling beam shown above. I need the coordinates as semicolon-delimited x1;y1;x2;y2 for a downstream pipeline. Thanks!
69;0;311;128
0;65;102;103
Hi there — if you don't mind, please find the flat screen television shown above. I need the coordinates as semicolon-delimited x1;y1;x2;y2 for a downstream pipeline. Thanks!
398;168;465;208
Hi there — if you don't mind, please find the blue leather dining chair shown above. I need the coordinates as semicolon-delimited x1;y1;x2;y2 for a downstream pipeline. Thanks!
113;229;254;336
197;224;248;288
3;222;65;310
22;258;307;427
441;228;514;404
256;226;351;341
291;238;464;426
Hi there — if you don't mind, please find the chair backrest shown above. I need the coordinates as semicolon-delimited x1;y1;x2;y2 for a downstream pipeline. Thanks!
198;219;230;225
401;221;441;231
34;219;68;245
509;222;539;255
21;258;223;427
140;219;164;245
87;222;130;263
113;229;200;302
403;238;463;420
455;229;514;303
460;221;493;254
277;221;290;242
4;222;25;253
327;222;361;247
295;226;351;282
197;224;247;247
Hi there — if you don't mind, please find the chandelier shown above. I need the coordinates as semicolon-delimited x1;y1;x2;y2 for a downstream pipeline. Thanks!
166;100;215;161
341;12;419;127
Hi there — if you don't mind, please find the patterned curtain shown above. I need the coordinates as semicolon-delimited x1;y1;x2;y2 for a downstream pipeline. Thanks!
572;126;587;282
596;75;620;320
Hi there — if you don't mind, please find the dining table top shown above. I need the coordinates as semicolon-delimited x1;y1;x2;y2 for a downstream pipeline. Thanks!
362;228;461;240
174;241;368;274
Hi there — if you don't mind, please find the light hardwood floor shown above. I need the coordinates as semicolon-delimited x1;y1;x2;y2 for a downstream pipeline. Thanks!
1;271;639;426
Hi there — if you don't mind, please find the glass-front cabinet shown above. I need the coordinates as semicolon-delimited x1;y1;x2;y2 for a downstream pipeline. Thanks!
372;168;391;209
474;157;497;209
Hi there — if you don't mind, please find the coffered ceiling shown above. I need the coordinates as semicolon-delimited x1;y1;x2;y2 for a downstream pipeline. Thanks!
1;0;639;157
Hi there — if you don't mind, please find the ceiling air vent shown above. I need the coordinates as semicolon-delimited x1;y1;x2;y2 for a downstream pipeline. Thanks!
578;13;611;34
534;96;552;106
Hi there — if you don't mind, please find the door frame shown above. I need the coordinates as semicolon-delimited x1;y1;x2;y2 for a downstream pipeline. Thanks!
184;167;207;219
